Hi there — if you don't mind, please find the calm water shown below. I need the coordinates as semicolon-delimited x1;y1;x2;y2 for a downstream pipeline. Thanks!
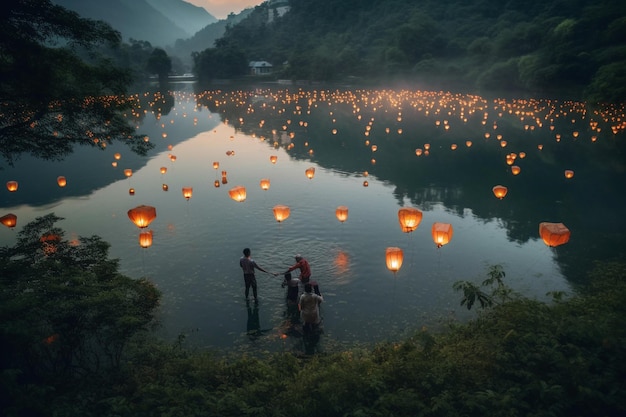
2;86;625;355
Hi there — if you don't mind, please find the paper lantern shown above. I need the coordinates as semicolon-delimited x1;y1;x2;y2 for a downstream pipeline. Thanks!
57;176;67;187
465;140;473;147
432;222;453;248
305;167;316;179
214;180;220;188
6;181;18;192
270;155;278;164
182;187;193;200
127;205;157;229
539;222;570;247
511;166;521;175
114;152;121;160
260;178;270;190
564;170;574;179
160;167;167;174
139;230;153;248
273;205;290;222
129;188;135;195
213;161;219;169
229;186;246;202
398;207;423;233
492;185;508;199
336;206;349;223
385;247;404;273
0;213;17;228
363;181;369;187
162;184;168;191
124;169;132;178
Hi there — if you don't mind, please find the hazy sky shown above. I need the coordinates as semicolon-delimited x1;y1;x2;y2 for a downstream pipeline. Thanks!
185;0;265;19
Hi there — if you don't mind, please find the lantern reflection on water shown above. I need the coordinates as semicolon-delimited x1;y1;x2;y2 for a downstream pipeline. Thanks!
539;222;570;247
398;207;422;233
432;222;453;248
127;205;157;229
385;247;404;273
273;205;290;222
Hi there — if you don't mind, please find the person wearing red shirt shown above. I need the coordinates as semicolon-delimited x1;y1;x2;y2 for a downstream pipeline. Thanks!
285;254;311;283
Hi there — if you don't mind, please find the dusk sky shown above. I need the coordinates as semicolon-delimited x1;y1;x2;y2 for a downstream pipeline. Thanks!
185;0;265;19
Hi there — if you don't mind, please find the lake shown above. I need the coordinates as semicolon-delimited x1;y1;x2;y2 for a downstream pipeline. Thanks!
2;86;625;355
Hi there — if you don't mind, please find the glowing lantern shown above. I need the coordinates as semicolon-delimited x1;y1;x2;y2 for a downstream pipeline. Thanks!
539;222;570;247
363;180;369;187
57;176;67;187
465;140;473;147
492;185;508;199
182;187;193;200
229;186;247;202
114;152;121;160
270;155;278;164
139;230;153;248
213;161;219;170
124;169;132;178
260;178;270;190
129;188;135;195
336;206;349;223
0;213;17;228
273;205;290;222
162;184;168;191
511;166;521;175
432;222;453;248
214;180;220;188
398;207;423;233
6;181;18;192
127;205;157;229
385;247;404;273
415;148;423;156
305;167;316;179
160;167;167;174
564;170;574;179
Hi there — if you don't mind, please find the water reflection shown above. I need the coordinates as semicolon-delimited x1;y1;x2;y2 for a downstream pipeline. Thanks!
1;87;625;353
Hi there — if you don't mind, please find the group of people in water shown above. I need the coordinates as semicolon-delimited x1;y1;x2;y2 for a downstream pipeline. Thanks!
239;248;323;334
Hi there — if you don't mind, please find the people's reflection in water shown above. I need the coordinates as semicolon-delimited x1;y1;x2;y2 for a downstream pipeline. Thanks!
246;299;263;340
279;276;323;355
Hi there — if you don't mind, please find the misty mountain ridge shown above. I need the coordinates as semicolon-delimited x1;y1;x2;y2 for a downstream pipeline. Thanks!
52;0;218;47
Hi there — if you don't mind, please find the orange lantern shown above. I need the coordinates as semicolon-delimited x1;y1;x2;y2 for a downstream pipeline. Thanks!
260;178;270;190
539;222;570;247
162;184;168;191
182;187;193;200
385;247;404;273
432;222;453;248
564;170;574;179
124;169;132;178
363;180;369;187
398;207;423;233
273;205;290;222
270;155;278;164
214;180;220;188
0;213;17;228
465;140;473;147
57;176;67;187
492;185;508;199
305;167;316;179
160;167;167;174
335;206;349;223
213;161;219;169
114;152;121;160
6;181;18;192
127;205;157;229
139;230;153;248
229;186;247;202
511;166;521;175
129;188;135;195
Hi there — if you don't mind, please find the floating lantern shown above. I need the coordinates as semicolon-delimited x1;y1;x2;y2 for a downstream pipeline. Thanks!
335;206;349;223
57;176;67;187
539;222;570;247
127;205;157;229
363;180;369;187
450;144;458;150
305;167;316;179
160;167;167;174
273;205;290;222
6;181;18;192
129;188;135;195
415;148;423;156
124;169;132;178
385;247;404;273
564;170;574;179
182;187;193;200
398;207;423;233
213;161;219;170
511;166;521;175
492;185;508;199
229;186;247;202
162;184;168;191
214;180;220;188
139;230;153;248
465;140;473;147
260;178;270;190
0;213;17;228
111;161;118;167
270;155;278;164
114;152;121;160
371;145;378;152
432;222;453;248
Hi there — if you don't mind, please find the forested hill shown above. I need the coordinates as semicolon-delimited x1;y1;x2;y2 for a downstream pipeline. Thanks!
198;0;626;102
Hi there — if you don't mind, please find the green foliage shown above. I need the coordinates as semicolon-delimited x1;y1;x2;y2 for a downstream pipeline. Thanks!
453;264;516;310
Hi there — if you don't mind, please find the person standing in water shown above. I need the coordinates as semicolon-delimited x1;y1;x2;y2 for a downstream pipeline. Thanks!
298;283;323;333
239;248;275;301
285;254;311;283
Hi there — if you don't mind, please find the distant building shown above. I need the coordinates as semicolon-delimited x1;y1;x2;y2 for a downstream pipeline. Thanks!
249;61;273;75
268;0;290;22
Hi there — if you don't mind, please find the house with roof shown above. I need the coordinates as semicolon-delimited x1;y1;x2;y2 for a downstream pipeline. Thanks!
249;61;273;75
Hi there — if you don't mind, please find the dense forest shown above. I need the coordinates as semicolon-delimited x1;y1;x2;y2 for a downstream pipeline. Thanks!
193;0;626;102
